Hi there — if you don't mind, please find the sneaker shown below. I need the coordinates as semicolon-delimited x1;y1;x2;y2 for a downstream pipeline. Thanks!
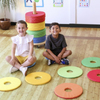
9;66;18;73
61;58;70;65
48;59;55;66
48;59;51;66
19;66;28;76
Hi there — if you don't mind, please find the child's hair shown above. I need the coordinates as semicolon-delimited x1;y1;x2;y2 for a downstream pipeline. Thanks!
49;22;60;29
16;20;27;28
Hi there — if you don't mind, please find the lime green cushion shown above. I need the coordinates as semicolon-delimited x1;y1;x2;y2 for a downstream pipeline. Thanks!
57;66;83;78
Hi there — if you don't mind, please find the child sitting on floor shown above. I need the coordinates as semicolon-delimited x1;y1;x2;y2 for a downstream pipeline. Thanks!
5;20;36;76
43;22;72;65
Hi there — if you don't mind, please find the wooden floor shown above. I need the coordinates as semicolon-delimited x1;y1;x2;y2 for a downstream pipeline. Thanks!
0;26;100;100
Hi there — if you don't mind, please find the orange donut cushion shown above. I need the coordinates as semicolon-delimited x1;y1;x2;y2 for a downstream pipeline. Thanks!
54;83;83;99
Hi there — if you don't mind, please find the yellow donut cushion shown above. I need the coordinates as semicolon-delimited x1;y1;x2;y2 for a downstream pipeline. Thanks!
27;21;45;31
25;72;51;85
0;77;21;91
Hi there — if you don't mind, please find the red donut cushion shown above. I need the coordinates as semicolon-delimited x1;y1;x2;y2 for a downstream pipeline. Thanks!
25;11;45;23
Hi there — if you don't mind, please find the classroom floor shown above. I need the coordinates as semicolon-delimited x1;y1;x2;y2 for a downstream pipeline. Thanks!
0;26;100;100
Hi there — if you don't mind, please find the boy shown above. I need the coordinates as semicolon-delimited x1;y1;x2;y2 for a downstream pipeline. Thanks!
43;22;72;65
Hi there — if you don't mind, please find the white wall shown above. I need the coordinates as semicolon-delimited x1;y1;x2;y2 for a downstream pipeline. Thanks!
0;0;100;25
0;0;75;24
77;0;100;24
69;0;76;24
36;0;70;24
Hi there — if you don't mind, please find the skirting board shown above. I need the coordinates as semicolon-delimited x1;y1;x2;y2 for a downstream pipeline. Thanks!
11;22;100;28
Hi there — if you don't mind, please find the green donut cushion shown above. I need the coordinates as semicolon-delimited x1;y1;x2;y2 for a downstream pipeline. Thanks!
27;28;46;38
81;57;100;68
57;66;83;78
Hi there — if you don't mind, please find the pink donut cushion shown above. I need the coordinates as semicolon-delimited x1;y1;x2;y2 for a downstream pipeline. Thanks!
87;69;100;82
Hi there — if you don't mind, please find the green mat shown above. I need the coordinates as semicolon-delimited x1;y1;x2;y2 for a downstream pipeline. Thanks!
57;66;83;79
81;57;100;68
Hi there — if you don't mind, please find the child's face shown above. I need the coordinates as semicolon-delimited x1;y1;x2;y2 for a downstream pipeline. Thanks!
49;25;61;37
16;23;27;37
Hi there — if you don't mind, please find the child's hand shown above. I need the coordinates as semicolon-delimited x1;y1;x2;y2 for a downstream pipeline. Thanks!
54;56;60;64
57;54;62;60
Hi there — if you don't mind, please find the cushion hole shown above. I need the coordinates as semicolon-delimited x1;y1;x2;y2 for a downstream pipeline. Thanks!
65;88;72;92
35;76;41;79
4;82;11;85
67;70;73;73
90;61;96;63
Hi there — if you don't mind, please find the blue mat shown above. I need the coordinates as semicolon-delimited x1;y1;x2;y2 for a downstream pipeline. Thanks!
33;35;46;43
28;62;36;68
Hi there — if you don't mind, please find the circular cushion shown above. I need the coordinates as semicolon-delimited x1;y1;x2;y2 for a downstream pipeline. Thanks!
28;62;36;68
33;35;46;43
25;72;51;85
0;77;21;91
54;83;83;99
57;66;83;78
87;69;100;82
27;21;45;31
25;11;45;23
81;57;100;68
27;28;46;38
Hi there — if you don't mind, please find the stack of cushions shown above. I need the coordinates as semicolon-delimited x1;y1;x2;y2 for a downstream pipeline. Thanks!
25;11;46;44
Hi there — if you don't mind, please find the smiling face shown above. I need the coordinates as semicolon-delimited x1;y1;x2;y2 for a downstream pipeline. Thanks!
16;23;27;37
49;25;61;38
